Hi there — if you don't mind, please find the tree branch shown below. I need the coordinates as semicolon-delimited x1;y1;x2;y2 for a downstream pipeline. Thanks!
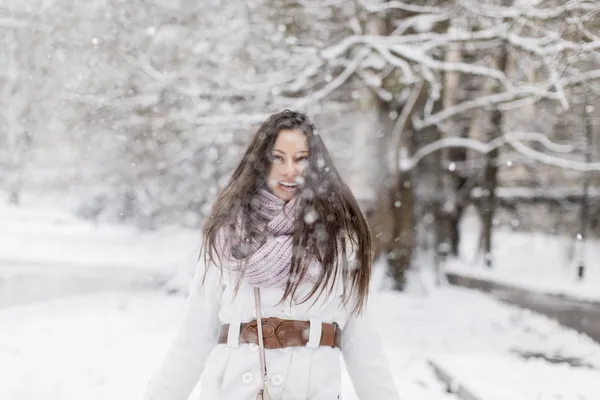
357;0;449;14
413;87;551;129
458;0;599;20
290;48;370;109
402;132;600;172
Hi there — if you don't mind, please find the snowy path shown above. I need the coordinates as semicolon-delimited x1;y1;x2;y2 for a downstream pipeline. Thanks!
447;272;600;343
2;286;600;400
431;353;600;400
449;210;600;303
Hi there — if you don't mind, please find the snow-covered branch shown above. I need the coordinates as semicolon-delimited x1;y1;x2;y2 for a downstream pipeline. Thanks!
458;0;599;20
572;18;600;43
358;0;450;14
496;96;539;111
394;44;512;89
296;0;347;7
505;31;600;56
323;30;501;59
315;1;599;115
559;69;600;87
323;35;512;86
323;36;415;82
391;12;453;36
507;138;600;173
413;87;553;130
472;186;600;202
290;49;370;109
391;29;502;45
395;82;425;172
345;59;394;101
403;132;600;172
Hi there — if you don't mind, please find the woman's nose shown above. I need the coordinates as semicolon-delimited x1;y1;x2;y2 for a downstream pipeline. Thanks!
282;160;296;176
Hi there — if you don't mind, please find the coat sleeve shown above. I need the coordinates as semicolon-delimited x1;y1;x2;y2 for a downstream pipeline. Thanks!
143;263;224;400
341;305;401;400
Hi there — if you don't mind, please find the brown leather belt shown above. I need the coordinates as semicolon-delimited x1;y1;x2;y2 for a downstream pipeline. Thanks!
217;317;342;349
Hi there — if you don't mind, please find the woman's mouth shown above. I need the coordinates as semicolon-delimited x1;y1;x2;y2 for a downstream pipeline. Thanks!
278;181;298;192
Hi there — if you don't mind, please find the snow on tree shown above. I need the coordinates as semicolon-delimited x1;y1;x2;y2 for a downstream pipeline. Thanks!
249;0;600;284
1;0;598;251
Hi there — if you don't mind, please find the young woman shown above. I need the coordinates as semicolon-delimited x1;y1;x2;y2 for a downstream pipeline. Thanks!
143;110;400;400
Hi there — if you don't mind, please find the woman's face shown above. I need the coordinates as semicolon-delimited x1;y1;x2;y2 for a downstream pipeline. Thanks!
266;129;309;202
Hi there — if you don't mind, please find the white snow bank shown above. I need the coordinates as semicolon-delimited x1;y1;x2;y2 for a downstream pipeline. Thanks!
0;292;178;400
0;198;202;306
447;207;600;303
0;262;162;307
0;199;201;274
431;353;600;400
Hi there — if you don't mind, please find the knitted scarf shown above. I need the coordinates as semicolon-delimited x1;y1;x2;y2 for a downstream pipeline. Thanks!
215;188;321;288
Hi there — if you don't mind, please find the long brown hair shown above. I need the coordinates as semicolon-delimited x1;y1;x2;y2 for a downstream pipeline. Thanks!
201;110;372;314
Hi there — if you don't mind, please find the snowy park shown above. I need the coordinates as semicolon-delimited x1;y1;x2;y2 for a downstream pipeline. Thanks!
2;195;600;400
2;1;600;400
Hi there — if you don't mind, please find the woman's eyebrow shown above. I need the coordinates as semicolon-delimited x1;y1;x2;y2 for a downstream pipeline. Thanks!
272;149;309;155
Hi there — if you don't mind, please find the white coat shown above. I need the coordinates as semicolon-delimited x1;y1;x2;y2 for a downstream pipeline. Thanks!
143;256;400;400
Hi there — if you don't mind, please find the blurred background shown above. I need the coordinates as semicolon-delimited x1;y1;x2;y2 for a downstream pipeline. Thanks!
1;1;600;399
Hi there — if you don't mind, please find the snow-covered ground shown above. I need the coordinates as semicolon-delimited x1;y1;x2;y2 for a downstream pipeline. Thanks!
445;207;600;303
0;198;200;306
2;198;600;400
0;199;200;274
432;353;600;400
2;286;600;400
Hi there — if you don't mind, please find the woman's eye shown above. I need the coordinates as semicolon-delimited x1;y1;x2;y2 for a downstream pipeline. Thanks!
296;156;308;163
272;155;284;162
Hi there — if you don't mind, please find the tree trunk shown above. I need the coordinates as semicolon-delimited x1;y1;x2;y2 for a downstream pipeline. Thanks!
363;4;414;288
386;83;426;288
387;169;414;289
480;45;508;267
449;204;464;255
577;92;594;279
480;147;498;267
436;41;465;262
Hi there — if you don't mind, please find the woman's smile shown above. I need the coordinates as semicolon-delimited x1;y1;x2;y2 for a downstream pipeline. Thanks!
278;180;299;191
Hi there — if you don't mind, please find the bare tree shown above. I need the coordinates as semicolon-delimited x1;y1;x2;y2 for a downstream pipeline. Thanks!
263;0;600;286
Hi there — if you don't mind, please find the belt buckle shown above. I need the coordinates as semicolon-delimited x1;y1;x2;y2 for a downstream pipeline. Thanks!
241;318;285;349
262;318;283;349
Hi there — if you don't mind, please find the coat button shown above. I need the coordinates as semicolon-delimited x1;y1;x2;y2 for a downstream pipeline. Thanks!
270;374;283;387
249;343;259;352
242;372;254;384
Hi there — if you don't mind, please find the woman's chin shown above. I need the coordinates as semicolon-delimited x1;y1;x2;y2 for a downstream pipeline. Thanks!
269;184;297;201
276;191;295;202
